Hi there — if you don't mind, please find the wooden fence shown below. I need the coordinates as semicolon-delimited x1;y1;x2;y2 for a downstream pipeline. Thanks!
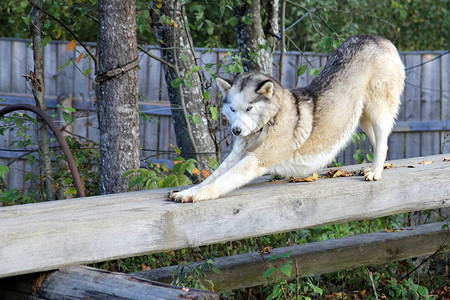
0;154;449;298
0;37;449;190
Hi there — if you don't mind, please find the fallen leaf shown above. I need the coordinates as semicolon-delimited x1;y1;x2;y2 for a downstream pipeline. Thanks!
290;172;319;182
259;246;273;254
76;52;84;64
419;160;434;165
325;168;354;178
385;228;403;232
201;169;211;178
66;39;76;52
141;263;151;271
171;19;178;28
383;163;393;169
444;158;450;162
155;0;162;8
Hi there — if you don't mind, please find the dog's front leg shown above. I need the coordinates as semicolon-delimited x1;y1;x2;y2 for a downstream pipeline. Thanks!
169;154;266;203
168;139;246;202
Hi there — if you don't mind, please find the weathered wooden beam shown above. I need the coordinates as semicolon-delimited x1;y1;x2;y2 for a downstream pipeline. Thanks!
130;222;449;292
0;266;220;300
0;155;449;279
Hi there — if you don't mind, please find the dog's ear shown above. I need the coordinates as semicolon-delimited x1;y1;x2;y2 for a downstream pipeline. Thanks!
216;77;232;95
256;80;274;98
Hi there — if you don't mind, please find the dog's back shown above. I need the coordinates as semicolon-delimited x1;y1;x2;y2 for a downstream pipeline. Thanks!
292;35;405;178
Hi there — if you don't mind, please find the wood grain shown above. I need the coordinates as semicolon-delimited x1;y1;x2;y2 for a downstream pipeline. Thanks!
132;222;450;292
0;154;448;278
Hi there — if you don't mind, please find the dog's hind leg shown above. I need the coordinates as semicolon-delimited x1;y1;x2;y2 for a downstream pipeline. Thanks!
362;82;401;181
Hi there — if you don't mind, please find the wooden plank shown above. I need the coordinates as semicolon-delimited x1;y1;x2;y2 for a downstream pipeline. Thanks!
420;54;441;156
388;54;407;160
0;154;448;278
281;52;297;89
10;40;27;94
44;43;57;96
405;54;423;158
0;266;220;300
56;43;74;96
132;222;449;292
441;53;450;154
0;40;11;92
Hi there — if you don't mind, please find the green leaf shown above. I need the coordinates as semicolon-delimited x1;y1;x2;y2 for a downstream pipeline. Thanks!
307;282;323;295
181;52;189;62
0;165;9;180
64;187;77;196
170;78;182;88
263;267;278;278
210;106;218;120
310;67;322;76
64;107;76;113
280;261;292;277
191;65;202;73
297;64;308;76
417;286;429;297
191;115;200;124
207;157;219;169
229;16;239;27
62;111;72;125
203;90;211;101
57;58;73;71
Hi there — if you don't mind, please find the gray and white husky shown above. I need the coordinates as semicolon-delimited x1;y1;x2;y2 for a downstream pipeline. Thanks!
169;35;405;203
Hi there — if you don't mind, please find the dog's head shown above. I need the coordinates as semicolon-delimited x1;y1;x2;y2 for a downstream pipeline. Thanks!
217;73;279;137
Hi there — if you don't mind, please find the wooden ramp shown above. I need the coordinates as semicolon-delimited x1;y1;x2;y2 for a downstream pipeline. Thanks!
0;154;449;279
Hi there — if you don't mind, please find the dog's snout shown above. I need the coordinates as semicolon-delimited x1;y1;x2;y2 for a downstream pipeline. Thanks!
232;127;242;136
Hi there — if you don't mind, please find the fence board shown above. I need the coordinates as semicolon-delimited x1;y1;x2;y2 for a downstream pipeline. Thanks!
0;154;448;278
132;222;449;292
0;38;448;190
421;54;441;156
405;55;422;157
442;53;450;153
11;40;27;94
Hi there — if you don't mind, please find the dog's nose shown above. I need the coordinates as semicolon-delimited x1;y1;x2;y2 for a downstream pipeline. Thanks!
232;127;242;136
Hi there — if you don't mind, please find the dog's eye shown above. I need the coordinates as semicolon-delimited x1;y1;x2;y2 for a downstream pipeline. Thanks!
230;106;235;112
246;106;253;112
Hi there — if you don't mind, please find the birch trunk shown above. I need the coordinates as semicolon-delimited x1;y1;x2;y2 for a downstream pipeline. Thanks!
151;1;217;166
97;0;140;194
31;2;56;200
233;0;279;74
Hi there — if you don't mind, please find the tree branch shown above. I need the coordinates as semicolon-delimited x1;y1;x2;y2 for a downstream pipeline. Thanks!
137;45;176;71
27;0;98;69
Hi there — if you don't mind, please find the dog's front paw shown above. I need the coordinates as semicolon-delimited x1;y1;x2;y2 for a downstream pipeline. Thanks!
167;188;198;203
167;187;217;203
364;170;381;181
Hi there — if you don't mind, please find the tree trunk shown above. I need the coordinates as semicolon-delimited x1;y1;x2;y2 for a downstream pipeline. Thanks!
151;1;217;166
31;1;56;200
97;0;140;194
233;0;279;74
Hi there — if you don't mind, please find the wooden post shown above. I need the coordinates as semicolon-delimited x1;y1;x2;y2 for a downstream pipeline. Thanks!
0;155;449;279
131;222;450;292
0;266;220;299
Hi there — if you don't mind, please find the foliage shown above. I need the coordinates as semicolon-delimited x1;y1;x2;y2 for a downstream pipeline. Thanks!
1;0;447;51
172;258;222;291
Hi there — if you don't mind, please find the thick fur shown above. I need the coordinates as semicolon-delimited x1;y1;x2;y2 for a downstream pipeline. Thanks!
169;35;405;203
